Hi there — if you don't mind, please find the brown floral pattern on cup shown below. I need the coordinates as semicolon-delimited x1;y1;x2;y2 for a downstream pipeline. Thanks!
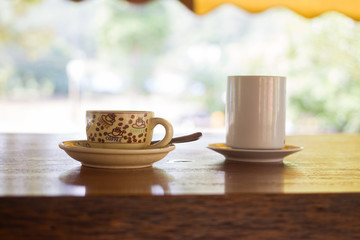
99;113;116;128
108;127;126;138
87;113;150;144
132;117;146;129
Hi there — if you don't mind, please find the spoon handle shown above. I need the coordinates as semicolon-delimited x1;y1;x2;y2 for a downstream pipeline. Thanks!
151;132;202;145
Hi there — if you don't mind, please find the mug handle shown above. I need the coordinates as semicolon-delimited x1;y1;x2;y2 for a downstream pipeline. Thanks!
148;118;173;148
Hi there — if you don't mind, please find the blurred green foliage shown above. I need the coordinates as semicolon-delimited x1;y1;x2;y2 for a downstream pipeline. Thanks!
0;0;70;98
287;14;360;132
0;0;359;132
96;0;170;92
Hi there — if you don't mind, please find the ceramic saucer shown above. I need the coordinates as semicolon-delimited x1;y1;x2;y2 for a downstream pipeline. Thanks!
59;140;175;169
208;143;303;163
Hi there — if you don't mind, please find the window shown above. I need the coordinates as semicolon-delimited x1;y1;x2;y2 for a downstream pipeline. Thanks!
1;0;359;133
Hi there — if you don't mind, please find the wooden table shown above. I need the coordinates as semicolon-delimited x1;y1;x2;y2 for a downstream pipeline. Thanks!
0;133;360;239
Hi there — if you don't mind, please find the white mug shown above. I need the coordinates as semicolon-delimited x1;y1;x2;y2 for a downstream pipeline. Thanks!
226;75;286;149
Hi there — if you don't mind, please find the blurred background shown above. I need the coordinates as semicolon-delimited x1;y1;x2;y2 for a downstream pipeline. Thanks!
0;0;359;134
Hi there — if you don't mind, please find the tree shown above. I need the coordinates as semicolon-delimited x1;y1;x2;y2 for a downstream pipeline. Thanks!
96;0;170;93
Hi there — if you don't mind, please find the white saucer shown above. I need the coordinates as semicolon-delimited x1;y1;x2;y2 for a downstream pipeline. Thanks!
59;140;175;169
208;143;303;163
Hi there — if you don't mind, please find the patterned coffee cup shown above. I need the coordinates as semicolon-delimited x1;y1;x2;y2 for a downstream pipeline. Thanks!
86;111;173;149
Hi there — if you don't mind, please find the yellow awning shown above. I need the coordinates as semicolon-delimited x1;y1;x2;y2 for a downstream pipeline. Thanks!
71;0;360;20
185;0;360;20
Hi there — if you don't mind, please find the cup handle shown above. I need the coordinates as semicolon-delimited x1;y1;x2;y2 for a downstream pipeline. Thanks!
148;118;173;148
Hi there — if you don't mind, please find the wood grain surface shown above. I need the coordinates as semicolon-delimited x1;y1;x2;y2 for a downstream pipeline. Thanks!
1;194;360;240
1;133;360;195
0;133;360;239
